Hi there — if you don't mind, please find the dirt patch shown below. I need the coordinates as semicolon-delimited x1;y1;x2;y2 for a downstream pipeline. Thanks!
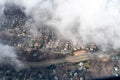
89;59;116;78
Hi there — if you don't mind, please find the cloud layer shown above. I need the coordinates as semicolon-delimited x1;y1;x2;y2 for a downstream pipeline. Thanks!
1;0;120;50
0;43;24;69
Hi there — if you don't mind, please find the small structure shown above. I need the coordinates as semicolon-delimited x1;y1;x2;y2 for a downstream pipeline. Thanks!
113;65;120;77
34;42;39;49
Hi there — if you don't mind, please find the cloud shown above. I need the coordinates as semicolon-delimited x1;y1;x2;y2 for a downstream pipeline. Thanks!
48;0;120;50
0;43;24;69
1;0;120;50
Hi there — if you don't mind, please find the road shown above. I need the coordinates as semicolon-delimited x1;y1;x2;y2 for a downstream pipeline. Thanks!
23;50;119;67
0;49;117;68
24;53;91;67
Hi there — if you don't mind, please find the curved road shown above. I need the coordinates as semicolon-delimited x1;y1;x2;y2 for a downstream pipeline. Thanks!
24;54;91;67
23;50;118;67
